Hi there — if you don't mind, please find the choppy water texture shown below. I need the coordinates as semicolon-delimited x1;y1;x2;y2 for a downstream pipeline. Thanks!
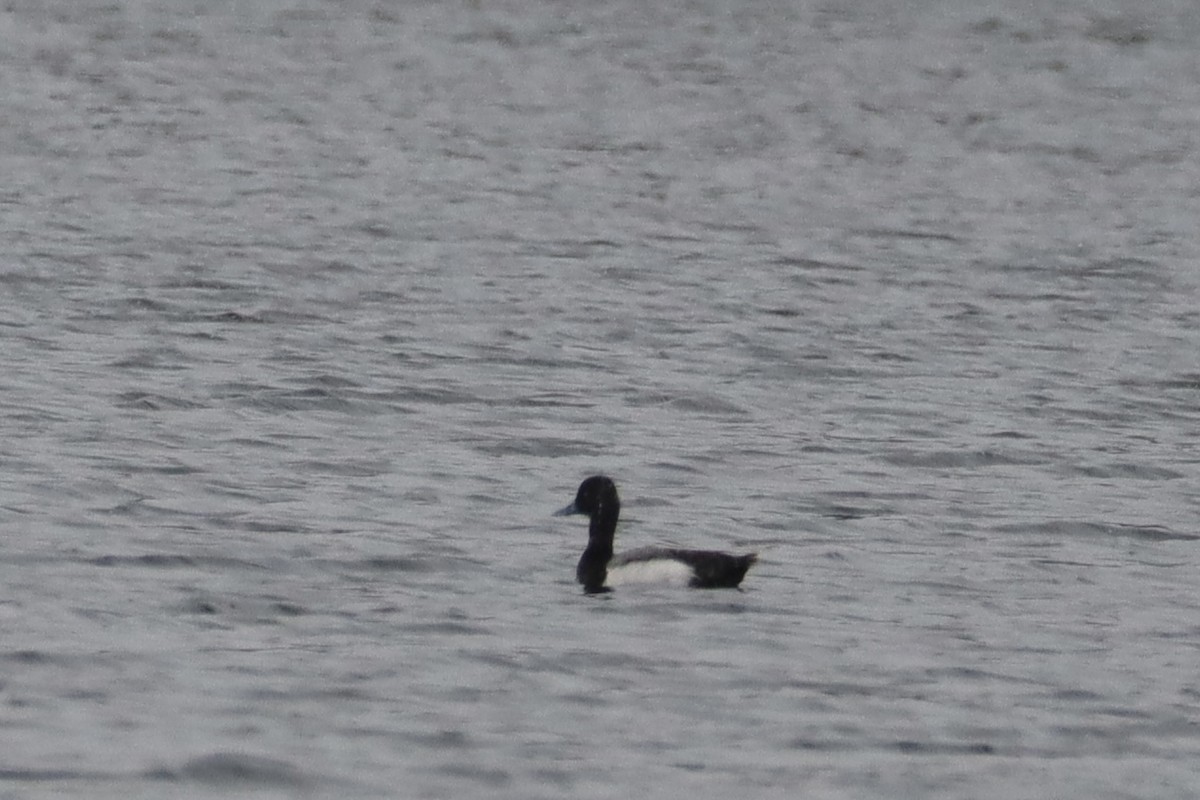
4;0;1200;797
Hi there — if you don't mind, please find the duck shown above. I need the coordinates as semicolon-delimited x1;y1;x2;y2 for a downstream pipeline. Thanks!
553;475;757;594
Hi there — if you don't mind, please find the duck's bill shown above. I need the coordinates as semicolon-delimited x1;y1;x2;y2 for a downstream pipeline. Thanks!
552;502;580;517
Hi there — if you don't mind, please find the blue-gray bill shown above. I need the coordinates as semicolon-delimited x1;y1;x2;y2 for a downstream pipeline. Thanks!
552;502;580;517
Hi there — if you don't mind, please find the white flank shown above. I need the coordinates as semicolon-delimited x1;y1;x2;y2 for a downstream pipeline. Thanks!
604;558;693;587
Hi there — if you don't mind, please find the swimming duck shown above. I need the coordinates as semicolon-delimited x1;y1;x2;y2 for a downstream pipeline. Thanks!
553;475;757;594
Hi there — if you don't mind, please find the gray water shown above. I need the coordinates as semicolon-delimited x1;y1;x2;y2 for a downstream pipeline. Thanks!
4;0;1200;797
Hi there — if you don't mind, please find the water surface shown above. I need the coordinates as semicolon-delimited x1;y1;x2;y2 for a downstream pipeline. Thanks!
3;1;1200;797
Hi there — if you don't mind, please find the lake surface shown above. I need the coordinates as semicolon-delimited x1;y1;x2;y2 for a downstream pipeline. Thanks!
4;1;1200;797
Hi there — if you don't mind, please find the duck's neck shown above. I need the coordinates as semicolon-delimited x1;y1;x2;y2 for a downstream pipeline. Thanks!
577;499;619;594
